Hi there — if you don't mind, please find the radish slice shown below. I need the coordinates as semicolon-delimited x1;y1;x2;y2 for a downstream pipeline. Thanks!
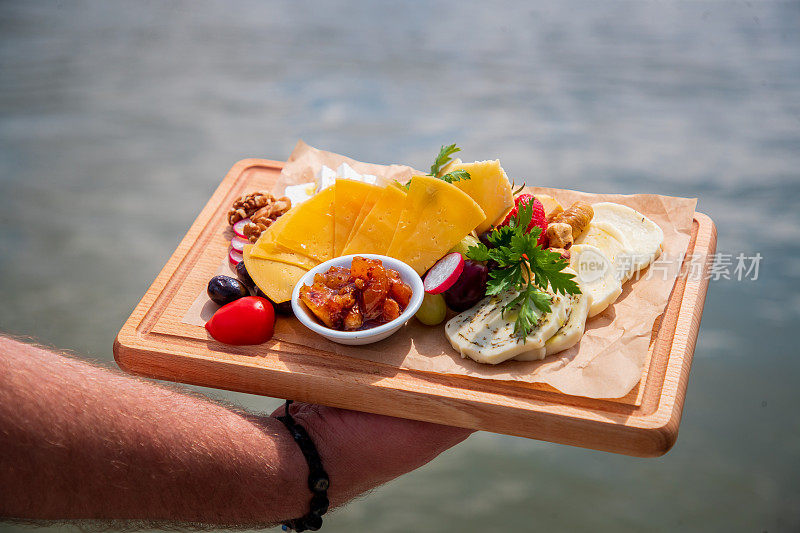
233;218;250;239
424;252;464;294
229;249;244;266
230;235;249;253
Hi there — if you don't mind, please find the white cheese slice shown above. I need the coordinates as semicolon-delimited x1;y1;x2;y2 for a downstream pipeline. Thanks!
290;164;377;207
336;162;361;180
511;345;547;361
574;221;636;282
544;289;592;356
316;165;338;192
590;202;664;273
514;291;578;361
336;162;377;184
570;244;623;317
283;182;316;206
445;287;570;365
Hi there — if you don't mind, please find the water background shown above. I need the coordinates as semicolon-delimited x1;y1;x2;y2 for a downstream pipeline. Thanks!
1;1;799;531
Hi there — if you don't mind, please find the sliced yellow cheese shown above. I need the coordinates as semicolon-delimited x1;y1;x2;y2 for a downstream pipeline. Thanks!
249;209;320;266
251;235;319;270
333;179;383;257
344;185;382;245
447;160;513;234
242;245;308;304
533;194;563;221
341;185;407;256
273;185;336;263
386;175;485;275
437;157;462;176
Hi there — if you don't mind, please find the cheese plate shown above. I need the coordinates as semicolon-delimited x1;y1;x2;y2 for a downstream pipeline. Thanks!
114;158;716;457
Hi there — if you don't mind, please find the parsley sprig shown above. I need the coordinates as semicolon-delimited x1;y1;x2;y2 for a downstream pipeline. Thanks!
439;168;470;183
429;143;471;183
398;143;472;190
429;143;460;176
466;201;581;340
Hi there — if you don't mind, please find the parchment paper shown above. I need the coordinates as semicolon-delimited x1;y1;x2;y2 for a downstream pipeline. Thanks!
273;140;418;193
185;142;696;399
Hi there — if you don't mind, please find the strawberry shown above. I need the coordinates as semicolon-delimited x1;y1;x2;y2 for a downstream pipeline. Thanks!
499;194;548;246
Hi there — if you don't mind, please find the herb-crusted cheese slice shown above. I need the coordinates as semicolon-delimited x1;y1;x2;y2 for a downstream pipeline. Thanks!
445;287;571;364
513;294;577;361
514;273;591;360
242;245;308;303
544;289;591;356
333;179;383;257
446;159;514;234
386;176;485;275
273;185;336;263
341;185;407;256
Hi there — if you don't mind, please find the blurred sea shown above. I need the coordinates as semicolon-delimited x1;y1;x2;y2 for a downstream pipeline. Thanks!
1;1;799;531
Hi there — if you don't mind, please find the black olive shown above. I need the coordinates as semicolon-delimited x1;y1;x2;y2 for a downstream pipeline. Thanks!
255;288;295;316
235;260;256;292
207;275;248;306
274;301;294;317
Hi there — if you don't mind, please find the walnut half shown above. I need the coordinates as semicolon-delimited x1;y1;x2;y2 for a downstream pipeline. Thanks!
228;191;292;242
228;191;273;225
251;196;291;225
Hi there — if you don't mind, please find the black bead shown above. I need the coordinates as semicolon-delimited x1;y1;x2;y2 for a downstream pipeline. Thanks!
297;438;313;453
309;474;329;493
310;494;329;515
277;400;328;530
307;457;323;471
303;514;323;531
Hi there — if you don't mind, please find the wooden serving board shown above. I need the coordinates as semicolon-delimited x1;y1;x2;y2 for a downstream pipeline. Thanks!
114;159;716;457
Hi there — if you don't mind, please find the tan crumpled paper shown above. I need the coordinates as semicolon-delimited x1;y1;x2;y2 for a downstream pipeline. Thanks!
273;140;417;193
185;141;696;399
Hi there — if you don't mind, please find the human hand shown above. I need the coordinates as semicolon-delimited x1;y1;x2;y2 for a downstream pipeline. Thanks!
270;402;473;508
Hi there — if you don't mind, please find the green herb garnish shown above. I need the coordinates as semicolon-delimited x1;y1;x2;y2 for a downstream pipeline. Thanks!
439;169;470;183
429;143;471;182
429;143;461;176
466;201;581;340
401;143;473;190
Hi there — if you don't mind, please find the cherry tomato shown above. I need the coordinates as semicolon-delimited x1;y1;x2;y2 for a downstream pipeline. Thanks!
205;296;275;345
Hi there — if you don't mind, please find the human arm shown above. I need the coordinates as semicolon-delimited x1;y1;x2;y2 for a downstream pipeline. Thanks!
0;336;471;527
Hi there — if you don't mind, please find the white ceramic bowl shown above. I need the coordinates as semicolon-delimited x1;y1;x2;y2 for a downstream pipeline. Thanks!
291;254;424;345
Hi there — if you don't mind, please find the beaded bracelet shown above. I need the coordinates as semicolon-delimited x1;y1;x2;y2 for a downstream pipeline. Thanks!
277;400;330;532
